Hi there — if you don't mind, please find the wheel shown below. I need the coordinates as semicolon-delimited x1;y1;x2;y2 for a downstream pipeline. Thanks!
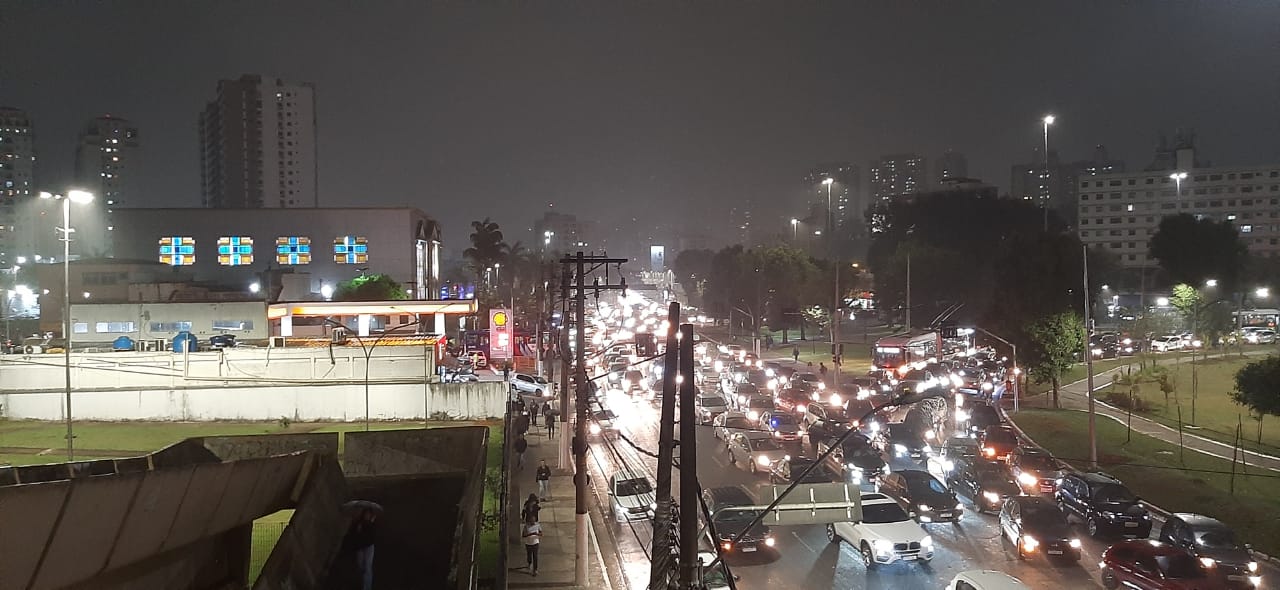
749;461;758;475
860;542;878;570
1101;568;1119;590
728;451;736;465
1087;517;1100;538
826;523;840;544
1015;538;1026;560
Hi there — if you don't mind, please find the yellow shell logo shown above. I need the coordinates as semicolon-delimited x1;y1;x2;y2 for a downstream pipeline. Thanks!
492;311;509;327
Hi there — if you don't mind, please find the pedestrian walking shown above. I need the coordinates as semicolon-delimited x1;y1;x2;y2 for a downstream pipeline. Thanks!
543;402;556;437
515;411;530;438
792;345;800;363
536;460;552;500
522;514;542;576
341;502;381;590
521;493;541;522
503;364;512;382
529;400;540;428
514;434;528;469
819;362;828;378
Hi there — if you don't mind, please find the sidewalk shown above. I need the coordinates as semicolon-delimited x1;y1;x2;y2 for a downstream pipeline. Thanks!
506;418;616;590
1045;359;1280;473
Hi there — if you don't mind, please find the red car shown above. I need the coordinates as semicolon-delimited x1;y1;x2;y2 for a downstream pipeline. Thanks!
1101;539;1228;590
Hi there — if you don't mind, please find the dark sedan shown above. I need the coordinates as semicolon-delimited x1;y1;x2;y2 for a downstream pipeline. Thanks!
1159;513;1261;589
878;469;962;523
999;496;1081;561
947;456;1021;514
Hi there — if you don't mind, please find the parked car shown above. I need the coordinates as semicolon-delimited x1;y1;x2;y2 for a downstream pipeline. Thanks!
769;456;839;484
608;469;656;522
1150;335;1185;352
877;469;962;523
1159;513;1261;589
826;492;934;569
1101;539;1227;590
1055;471;1152;538
1007;446;1064;495
946;570;1030;590
512;373;553;398
998;496;1081;561
726;432;789;475
702;486;775;554
1244;329;1276;345
947;456;1021;514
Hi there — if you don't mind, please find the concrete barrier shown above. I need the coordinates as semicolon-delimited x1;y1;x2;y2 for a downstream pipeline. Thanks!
0;381;506;421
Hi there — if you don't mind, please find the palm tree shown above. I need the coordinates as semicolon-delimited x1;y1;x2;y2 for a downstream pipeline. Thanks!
463;218;505;286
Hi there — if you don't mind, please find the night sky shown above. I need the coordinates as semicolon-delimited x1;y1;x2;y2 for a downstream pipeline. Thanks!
4;1;1278;253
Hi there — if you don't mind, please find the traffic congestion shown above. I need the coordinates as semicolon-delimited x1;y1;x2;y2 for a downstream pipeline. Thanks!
562;290;1269;590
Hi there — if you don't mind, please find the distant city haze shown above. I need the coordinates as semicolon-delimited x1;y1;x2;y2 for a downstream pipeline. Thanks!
3;1;1278;254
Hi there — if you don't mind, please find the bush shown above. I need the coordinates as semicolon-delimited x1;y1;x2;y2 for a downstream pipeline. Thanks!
1103;389;1151;412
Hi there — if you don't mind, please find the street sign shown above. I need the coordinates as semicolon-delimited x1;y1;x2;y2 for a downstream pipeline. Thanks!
763;482;862;526
490;308;512;359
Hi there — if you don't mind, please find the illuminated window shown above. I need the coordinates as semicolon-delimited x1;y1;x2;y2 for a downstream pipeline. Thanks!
150;321;193;332
217;236;254;266
159;236;196;266
334;236;369;264
276;236;312;264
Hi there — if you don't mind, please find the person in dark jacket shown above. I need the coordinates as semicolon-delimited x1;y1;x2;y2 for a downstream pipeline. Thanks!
514;434;528;469
344;508;378;590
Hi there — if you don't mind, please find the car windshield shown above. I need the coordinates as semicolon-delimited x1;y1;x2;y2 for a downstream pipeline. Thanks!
1157;554;1207;579
1018;454;1057;471
907;474;948;494
725;418;751;429
985;430;1016;445
749;438;782;451
616;477;652;496
748;399;773;410
1092;483;1137;503
768;414;797;428
1023;506;1067;528
699;396;726;407
1196;528;1239;549
717;508;761;523
799;373;819;382
862;502;910;524
847;445;880;460
609;363;627;372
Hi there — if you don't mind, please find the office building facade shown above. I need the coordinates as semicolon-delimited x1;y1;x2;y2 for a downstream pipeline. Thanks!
199;74;317;209
74;115;140;257
869;154;927;201
1011;145;1124;228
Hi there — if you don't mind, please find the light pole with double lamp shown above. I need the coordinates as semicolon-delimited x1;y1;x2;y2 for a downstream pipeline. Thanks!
40;189;95;461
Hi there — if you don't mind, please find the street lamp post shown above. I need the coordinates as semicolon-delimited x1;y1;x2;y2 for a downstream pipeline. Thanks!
40;189;94;461
790;218;798;242
1041;114;1055;232
823;177;841;386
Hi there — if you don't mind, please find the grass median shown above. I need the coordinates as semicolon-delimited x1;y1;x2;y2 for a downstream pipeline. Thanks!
1012;408;1280;556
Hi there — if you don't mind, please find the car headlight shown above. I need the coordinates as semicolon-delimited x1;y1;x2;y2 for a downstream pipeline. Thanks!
982;382;994;391
764;536;776;547
797;404;808;414
1248;561;1259;573
748;410;759;421
983;491;1001;504
1102;511;1116;519
894;443;908;455
922;444;933;455
765;368;775;377
1018;472;1038;487
589;423;602;435
1021;535;1039;550
817;382;826;390
773;431;781;438
921;535;934;548
955;503;964;510
1069;538;1082;548
1200;557;1216;568
918;504;931;512
872;539;894;554
829;393;842;406
882;464;891;474
756;455;772;467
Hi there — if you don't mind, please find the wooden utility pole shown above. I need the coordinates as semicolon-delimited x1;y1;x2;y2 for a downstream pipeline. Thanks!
649;303;680;589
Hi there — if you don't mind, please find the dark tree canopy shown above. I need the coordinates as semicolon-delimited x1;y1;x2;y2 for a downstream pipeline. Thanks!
1149;213;1248;292
1231;355;1280;418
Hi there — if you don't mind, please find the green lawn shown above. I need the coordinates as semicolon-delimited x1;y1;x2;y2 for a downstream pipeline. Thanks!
1013;408;1280;556
1101;353;1280;454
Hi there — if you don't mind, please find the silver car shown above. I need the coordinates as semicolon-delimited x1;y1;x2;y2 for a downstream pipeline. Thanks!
609;469;657;522
713;411;752;443
727;432;789;476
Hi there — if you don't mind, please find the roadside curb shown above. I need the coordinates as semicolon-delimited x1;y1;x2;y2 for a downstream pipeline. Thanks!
1000;403;1280;569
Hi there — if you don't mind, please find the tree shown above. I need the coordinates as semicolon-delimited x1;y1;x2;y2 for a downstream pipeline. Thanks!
1230;356;1280;441
333;273;408;301
1150;213;1249;292
1027;311;1085;408
671;248;715;307
463;218;506;285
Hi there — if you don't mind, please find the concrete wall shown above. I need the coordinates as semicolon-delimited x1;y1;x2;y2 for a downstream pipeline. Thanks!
255;457;351;590
0;346;435;392
0;381;506;421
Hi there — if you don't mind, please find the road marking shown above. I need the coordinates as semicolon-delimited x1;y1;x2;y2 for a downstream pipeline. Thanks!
791;530;818;553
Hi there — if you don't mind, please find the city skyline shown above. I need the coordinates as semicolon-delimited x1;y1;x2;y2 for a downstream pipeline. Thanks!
3;2;1279;254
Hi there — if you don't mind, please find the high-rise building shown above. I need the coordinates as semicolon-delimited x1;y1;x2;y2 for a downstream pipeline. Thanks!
869;154;927;201
1077;136;1279;268
199;74;317;209
534;210;590;253
935;150;968;184
1011;144;1124;228
74;115;139;257
0;107;36;268
804;162;861;232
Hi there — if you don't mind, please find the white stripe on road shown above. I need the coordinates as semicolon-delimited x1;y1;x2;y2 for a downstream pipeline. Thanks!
791;530;818;554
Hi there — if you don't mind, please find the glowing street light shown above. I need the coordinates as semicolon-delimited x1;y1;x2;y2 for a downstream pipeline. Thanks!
790;218;798;240
1205;278;1219;288
320;284;334;300
1040;114;1056;231
1171;171;1188;196
1256;287;1270;299
249;282;261;294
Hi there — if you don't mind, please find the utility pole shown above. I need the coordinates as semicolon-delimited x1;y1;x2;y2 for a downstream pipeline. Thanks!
558;270;572;470
677;323;698;589
562;251;627;586
1082;244;1098;469
649;303;680;590
904;252;912;331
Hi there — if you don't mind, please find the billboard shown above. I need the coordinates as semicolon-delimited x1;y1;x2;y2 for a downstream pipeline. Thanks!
490;308;513;360
650;245;665;272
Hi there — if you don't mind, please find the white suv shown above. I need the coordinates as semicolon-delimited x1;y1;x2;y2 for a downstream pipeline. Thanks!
826;492;934;569
1150;335;1183;352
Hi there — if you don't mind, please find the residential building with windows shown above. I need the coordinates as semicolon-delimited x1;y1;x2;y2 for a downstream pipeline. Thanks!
199;74;317;209
1077;140;1279;267
74;115;140;257
1012;144;1124;228
935;150;968;184
533;210;591;253
869;154;927;201
0;106;37;268
804;163;861;232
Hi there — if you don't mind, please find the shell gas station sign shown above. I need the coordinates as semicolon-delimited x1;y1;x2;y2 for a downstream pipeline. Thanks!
490;308;512;359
